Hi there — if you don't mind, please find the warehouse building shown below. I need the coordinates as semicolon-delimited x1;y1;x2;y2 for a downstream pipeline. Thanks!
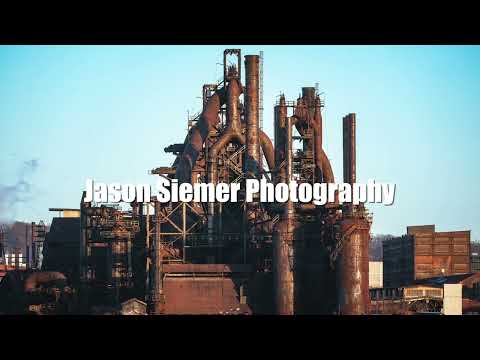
383;225;470;288
471;242;480;273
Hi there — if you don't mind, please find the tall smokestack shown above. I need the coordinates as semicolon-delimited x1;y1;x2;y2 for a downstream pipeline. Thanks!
244;55;261;177
274;95;287;184
273;116;296;315
343;113;356;185
337;112;370;314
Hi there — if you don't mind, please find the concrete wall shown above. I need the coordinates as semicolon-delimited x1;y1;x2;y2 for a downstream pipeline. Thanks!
369;261;383;288
443;283;463;315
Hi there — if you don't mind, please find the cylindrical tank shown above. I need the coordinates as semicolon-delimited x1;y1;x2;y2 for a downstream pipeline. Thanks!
273;220;295;314
273;116;296;315
336;220;370;314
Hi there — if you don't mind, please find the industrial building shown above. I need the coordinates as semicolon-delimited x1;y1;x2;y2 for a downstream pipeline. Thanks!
2;48;478;316
370;272;480;314
383;225;471;288
42;209;81;287
471;242;480;272
1;48;373;315
63;48;372;315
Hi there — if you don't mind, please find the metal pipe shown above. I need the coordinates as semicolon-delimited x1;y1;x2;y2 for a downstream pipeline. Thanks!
343;113;356;185
182;202;187;262
176;87;226;184
207;79;244;241
79;191;89;283
337;113;370;314
314;95;322;149
342;113;356;215
293;94;333;183
273;116;296;314
259;130;274;172
286;117;294;186
208;80;245;184
274;95;287;184
244;56;263;242
317;145;335;184
151;201;164;314
245;55;261;177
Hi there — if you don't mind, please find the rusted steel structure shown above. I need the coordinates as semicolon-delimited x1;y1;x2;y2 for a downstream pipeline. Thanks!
148;49;373;315
271;92;371;314
31;221;46;270
335;114;371;314
74;48;373;315
79;193;142;311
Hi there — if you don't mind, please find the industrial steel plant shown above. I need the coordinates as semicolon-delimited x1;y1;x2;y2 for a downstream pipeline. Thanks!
1;48;478;315
74;48;373;315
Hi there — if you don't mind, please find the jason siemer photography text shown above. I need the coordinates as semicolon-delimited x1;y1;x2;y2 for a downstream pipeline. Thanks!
83;178;396;206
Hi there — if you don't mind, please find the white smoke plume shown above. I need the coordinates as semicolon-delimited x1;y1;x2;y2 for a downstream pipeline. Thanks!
0;159;39;223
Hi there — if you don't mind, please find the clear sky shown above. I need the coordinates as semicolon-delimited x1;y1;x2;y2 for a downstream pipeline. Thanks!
0;45;479;240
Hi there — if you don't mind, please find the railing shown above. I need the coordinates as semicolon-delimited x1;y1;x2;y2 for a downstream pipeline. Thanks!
184;233;242;247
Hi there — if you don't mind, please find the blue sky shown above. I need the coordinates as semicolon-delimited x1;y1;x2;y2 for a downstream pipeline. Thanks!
0;45;479;240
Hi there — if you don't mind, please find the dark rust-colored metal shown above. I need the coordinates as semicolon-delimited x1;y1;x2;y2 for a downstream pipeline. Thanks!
314;95;322;149
342;113;356;216
245;55;263;235
151;200;164;314
302;87;316;119
336;218;370;314
24;271;67;292
176;87;226;184
224;49;242;82
259;130;274;172
208;78;244;185
206;78;245;239
150;50;373;316
273;116;296;314
245;55;261;177
274;95;287;184
343;113;356;185
314;107;334;183
336;112;371;315
292;91;333;184
164;143;185;154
